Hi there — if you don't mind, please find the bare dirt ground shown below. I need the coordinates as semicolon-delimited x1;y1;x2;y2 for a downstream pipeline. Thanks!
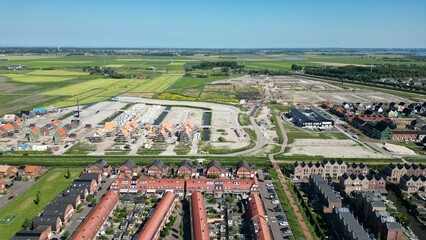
284;139;388;158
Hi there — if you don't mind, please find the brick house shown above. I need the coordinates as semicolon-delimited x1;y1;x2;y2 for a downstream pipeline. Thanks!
85;159;112;176
42;203;74;223
385;163;426;183
175;160;197;178
116;160;141;177
400;175;426;194
147;160;169;177
205;160;227;178
235;161;257;179
0;165;18;177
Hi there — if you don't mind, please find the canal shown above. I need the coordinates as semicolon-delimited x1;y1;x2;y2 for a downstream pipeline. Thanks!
387;191;426;239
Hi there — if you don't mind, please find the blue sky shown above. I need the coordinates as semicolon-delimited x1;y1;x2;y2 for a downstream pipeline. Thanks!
1;0;425;48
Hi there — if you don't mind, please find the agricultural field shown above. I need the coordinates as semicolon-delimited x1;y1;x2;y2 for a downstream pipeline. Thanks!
129;75;182;93
0;168;82;239
0;53;424;115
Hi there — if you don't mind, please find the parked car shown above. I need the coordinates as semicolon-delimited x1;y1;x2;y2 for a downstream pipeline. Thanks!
8;195;14;200
272;199;279;204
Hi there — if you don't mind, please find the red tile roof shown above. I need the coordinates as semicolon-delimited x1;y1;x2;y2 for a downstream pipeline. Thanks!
71;190;119;240
24;165;41;174
191;192;210;240
137;192;176;240
248;193;272;240
57;128;67;138
1;123;14;131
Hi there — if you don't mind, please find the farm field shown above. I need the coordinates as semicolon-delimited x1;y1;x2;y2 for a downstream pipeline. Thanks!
0;167;82;239
0;53;424;114
1;73;76;83
129;75;182;93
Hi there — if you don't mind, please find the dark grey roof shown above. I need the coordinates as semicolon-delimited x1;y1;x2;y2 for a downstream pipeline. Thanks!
63;124;73;132
288;108;332;123
179;160;192;168
122;159;137;171
43;203;71;220
207;160;221;169
334;208;370;240
91;159;109;169
33;216;60;231
236;161;250;169
152;160;165;168
79;172;100;184
53;195;79;208
310;174;341;204
13;230;45;240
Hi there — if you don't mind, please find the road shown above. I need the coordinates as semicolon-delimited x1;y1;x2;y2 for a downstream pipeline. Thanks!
0;181;34;208
268;115;314;240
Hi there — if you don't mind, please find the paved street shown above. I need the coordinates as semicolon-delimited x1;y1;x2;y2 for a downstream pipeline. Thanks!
258;170;291;240
0;181;34;208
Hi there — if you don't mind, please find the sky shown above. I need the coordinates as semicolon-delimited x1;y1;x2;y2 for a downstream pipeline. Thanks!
1;0;426;48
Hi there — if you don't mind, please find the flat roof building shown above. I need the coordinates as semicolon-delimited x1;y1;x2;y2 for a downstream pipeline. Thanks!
288;108;334;129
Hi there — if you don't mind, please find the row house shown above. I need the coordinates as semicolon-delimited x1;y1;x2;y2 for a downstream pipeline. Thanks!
146;122;174;143
309;174;342;213
234;161;257;179
247;194;272;240
12;225;51;240
116;159;142;177
174;160;198;178
292;160;349;181
391;130;418;141
340;173;386;194
85;159;113;176
353;192;403;240
328;208;370;240
71;191;119;240
111;177;185;197
42;203;74;224
400;175;426;194
33;216;62;234
384;163;426;183
147;160;169;177
190;192;210;240
205;160;227;178
135;192;177;240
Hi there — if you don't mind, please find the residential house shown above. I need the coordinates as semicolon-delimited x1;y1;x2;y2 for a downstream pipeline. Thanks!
391;130;418;141
247;194;272;240
85;159;112;176
340;173;386;193
205;160;227;178
0;178;5;193
116;160;141;177
177;121;195;143
12;225;51;240
23;165;45;179
190;192;210;240
0;165;18;177
175;160;197;178
53;127;67;142
147;160;169;177
71;191;119;240
328;208;370;240
28;127;40;142
400;175;426;194
53;195;81;209
33;216;62;234
385;163;426;183
309;174;342;213
42;203;74;223
235;160;257;179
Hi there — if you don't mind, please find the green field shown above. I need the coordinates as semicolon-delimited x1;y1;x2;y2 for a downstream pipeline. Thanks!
0;168;82;239
130;75;182;93
0;213;20;225
0;53;424;115
2;73;76;83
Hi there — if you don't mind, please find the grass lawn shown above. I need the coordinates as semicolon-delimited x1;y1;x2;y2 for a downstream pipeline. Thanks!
0;167;82;239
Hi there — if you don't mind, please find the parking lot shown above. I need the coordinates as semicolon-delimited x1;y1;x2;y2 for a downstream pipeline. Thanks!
258;170;293;239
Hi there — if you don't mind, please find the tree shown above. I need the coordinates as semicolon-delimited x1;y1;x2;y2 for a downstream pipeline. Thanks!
62;231;70;239
34;191;40;205
22;218;32;230
65;169;71;179
91;198;97;206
